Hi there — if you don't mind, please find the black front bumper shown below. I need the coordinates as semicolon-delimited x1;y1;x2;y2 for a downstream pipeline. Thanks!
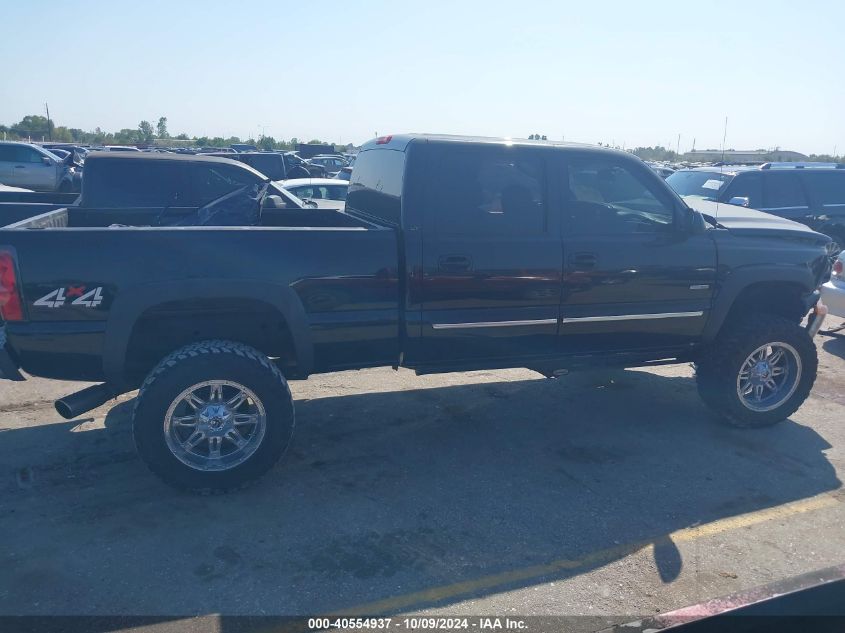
0;327;24;381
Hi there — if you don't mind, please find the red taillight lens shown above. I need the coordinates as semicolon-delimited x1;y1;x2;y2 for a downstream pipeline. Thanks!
376;135;393;145
834;259;844;277
0;251;23;321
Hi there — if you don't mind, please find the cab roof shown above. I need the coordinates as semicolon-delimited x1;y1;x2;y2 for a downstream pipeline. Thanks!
359;133;626;157
84;150;270;180
85;151;239;164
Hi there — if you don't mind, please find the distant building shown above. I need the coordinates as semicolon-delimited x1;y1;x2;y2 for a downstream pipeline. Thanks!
682;149;808;163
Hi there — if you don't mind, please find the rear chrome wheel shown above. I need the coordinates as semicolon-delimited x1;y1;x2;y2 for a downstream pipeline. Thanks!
164;380;267;472
133;340;294;493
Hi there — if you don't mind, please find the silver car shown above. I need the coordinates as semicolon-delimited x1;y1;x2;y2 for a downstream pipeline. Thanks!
0;142;73;191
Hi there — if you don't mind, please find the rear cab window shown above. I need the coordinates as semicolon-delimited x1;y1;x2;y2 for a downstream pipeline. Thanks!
346;148;405;226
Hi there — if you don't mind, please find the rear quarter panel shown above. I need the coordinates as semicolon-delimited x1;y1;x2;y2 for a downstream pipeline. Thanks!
1;226;399;382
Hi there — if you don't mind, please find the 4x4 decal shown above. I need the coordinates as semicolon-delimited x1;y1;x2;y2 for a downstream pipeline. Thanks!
34;286;104;308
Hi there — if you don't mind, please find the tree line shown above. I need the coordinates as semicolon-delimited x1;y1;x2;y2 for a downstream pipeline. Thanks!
2;115;839;162
0;114;346;151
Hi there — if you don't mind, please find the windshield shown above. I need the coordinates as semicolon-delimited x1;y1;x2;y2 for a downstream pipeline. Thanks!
665;170;733;199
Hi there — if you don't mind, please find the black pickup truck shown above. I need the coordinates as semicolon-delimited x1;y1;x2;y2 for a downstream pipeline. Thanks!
0;135;833;492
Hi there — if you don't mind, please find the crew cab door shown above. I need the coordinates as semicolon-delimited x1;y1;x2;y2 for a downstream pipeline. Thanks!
558;154;716;354
412;143;562;363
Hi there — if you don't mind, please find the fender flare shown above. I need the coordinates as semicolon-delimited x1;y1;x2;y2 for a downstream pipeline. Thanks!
102;278;313;390
702;264;817;342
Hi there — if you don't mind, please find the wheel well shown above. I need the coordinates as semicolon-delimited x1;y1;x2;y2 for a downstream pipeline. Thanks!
724;282;808;327
124;298;297;385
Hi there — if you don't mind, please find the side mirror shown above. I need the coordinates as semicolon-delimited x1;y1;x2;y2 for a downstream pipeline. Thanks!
728;196;750;207
678;207;706;235
41;156;53;166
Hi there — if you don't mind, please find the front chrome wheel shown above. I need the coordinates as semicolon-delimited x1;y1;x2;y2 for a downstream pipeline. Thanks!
164;380;266;472
735;342;802;413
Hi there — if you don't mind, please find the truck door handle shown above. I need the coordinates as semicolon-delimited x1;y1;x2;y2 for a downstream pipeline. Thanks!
438;255;472;272
14;165;25;169
569;252;598;269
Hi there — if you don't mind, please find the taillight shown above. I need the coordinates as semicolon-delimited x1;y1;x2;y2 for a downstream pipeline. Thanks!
0;250;23;321
834;259;844;279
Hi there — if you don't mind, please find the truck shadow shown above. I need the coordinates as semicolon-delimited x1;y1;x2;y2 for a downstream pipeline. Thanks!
821;331;845;359
0;369;840;619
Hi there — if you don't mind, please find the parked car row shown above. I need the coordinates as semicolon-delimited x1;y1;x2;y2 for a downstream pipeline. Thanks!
665;162;845;254
0;141;82;192
0;138;360;197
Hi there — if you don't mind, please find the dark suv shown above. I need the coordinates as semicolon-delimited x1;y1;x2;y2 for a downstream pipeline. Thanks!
666;163;845;252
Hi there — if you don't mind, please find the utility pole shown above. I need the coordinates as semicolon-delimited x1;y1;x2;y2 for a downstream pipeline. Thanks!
45;102;53;141
676;133;680;156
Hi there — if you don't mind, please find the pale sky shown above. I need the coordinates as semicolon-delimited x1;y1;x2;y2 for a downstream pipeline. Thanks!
1;0;843;154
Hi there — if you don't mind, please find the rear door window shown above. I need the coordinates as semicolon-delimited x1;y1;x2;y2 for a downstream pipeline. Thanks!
763;173;808;209
419;144;546;236
800;172;845;207
325;185;347;200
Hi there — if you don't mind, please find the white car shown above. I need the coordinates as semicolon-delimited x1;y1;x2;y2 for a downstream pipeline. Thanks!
821;253;845;320
279;178;348;210
0;142;73;191
0;183;34;192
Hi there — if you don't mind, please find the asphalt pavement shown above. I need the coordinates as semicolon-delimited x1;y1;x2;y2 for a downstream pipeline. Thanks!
1;319;844;632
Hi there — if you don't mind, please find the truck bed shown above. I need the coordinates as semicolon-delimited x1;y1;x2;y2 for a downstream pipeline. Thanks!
1;204;399;383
